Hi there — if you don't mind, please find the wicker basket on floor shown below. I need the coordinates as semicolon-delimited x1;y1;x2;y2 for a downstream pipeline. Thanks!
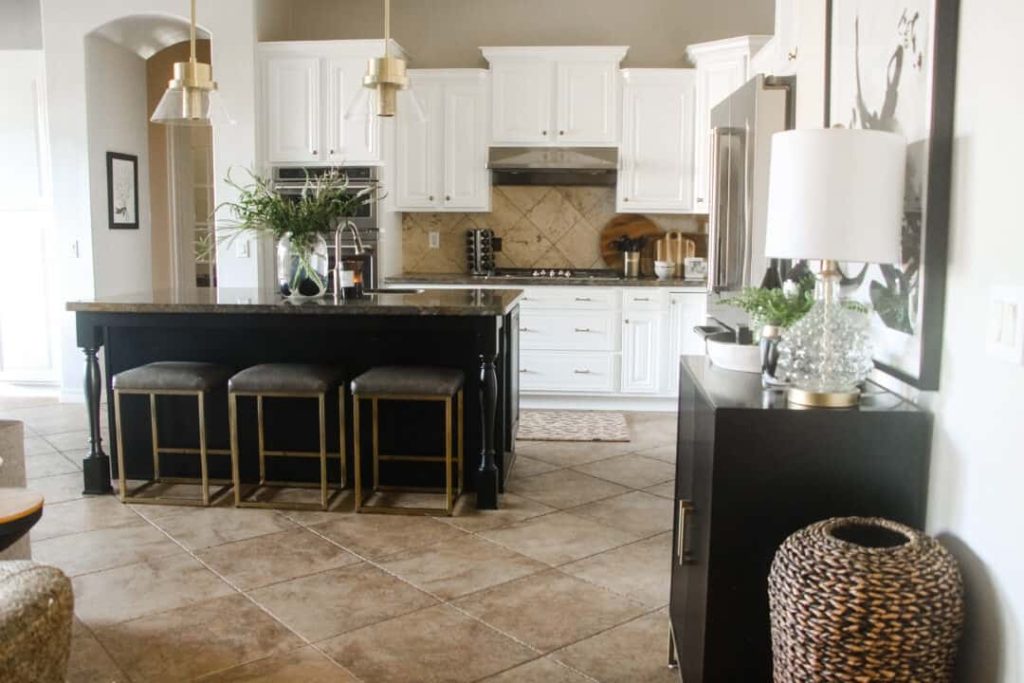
768;517;964;682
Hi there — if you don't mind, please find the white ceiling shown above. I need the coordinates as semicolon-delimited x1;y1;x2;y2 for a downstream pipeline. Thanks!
89;13;211;59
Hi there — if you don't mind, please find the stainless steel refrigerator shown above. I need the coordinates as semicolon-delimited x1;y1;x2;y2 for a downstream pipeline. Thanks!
706;75;792;329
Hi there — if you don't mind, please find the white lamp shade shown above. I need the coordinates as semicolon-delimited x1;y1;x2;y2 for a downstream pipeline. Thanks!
764;129;906;263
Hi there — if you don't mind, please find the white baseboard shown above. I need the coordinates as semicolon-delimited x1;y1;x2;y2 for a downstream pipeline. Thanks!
521;394;678;412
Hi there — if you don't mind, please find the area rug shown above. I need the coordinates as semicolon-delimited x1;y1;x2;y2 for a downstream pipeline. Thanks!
517;410;631;442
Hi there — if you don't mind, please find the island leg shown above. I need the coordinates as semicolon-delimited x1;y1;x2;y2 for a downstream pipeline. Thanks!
476;352;499;510
81;346;113;495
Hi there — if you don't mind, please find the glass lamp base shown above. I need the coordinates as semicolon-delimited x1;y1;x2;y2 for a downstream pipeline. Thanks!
786;386;860;408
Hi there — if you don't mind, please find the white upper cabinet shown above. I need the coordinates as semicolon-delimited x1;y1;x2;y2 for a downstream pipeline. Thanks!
686;36;771;212
617;69;696;214
395;70;490;212
259;41;404;166
483;47;627;146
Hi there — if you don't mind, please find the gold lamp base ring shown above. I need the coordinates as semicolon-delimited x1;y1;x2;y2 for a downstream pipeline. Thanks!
786;387;860;409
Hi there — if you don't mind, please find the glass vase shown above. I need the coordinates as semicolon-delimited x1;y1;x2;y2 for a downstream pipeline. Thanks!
276;234;329;299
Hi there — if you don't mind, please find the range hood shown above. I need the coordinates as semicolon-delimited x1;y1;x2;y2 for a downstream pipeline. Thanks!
488;147;618;186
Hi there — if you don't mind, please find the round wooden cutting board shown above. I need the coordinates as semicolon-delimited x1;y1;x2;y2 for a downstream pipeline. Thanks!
599;214;663;270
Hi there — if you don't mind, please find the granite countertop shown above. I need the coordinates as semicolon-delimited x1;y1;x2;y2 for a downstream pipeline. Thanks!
388;272;708;290
67;287;523;317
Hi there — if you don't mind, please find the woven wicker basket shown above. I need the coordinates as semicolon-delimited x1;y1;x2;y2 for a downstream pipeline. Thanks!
768;517;964;682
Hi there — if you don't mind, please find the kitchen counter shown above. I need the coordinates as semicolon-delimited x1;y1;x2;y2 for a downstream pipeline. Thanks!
67;286;522;317
388;272;707;290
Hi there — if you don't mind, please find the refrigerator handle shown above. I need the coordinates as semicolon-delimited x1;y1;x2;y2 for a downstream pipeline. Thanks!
706;127;725;293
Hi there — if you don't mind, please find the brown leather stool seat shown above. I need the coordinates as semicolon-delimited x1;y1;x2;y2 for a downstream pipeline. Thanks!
112;362;233;507
228;364;346;511
350;366;465;516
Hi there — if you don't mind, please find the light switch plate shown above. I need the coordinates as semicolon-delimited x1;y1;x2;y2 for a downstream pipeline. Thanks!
428;231;440;249
235;239;251;259
986;285;1024;364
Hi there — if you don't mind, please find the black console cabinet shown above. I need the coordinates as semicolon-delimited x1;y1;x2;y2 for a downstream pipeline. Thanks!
670;357;931;682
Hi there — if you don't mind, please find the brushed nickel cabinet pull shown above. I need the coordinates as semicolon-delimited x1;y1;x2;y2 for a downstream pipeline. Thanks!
574;297;593;302
519;368;529;373
574;327;593;333
573;369;591;374
633;297;651;302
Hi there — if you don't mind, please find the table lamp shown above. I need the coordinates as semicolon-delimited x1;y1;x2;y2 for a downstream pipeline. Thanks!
764;128;906;407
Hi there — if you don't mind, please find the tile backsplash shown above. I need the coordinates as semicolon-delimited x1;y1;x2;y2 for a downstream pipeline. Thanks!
401;186;705;273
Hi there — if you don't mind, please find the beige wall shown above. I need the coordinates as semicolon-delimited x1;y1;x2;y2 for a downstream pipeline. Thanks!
257;0;775;67
146;40;210;291
404;186;704;273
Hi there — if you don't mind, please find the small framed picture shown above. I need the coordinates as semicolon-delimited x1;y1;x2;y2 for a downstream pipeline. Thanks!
106;152;139;230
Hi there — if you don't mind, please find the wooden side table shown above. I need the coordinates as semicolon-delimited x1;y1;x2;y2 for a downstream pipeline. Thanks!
0;489;43;553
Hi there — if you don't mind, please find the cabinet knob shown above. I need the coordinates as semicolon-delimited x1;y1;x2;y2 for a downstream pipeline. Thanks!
312;150;318;155
787;48;798;61
696;197;705;204
428;195;435;201
329;149;335;154
559;130;565;136
541;130;548;136
623;197;629;202
445;195;451;201
624;319;630;324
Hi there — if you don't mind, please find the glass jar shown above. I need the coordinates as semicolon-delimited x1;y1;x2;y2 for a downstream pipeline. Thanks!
276;234;329;299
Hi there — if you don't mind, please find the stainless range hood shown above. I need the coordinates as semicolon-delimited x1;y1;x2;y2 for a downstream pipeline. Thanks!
488;147;618;186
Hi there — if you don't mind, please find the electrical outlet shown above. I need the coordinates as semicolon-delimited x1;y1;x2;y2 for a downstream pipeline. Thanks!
986;286;1024;364
428;231;440;249
235;239;250;258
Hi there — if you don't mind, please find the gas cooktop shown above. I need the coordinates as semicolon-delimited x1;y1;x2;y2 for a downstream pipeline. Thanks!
491;267;621;280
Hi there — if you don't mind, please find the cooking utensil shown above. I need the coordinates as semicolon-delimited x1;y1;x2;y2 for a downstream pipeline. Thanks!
600;215;662;271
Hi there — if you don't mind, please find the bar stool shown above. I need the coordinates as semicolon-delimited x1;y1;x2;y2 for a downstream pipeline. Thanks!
228;364;346;511
350;366;464;516
112;361;234;506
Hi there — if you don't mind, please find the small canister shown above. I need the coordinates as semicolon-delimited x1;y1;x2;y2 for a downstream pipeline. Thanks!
623;252;641;278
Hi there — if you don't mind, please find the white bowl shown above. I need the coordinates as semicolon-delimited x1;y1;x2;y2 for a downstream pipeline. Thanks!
654;261;674;280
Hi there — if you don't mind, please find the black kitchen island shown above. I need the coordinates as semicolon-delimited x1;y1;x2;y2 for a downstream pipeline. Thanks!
67;287;522;509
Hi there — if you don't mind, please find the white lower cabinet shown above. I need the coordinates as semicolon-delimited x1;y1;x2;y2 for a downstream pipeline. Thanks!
520;351;618;393
666;292;708;393
621;310;662;394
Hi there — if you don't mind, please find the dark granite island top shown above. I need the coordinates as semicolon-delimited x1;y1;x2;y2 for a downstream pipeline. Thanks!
68;287;524;510
67;287;523;317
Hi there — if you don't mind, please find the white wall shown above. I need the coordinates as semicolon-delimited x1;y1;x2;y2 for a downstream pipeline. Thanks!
84;35;152;299
39;0;258;399
0;0;42;50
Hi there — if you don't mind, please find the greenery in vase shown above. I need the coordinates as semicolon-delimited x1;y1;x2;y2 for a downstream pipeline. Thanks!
723;276;816;329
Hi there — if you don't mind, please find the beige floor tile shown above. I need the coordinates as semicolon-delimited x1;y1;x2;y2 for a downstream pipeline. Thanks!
320;603;536;683
196;527;359;590
66;622;130;683
197;646;358;682
273;489;357;526
633;442;677;463
23;435;59;456
553;610;678;683
561;533;672;609
572;454;675;490
308;511;467;561
33;522;184;576
73;553;235;626
144;505;298;551
380;535;547;600
508;469;629;509
249;562;437;642
94;594;302;683
30;472;88;504
6;404;87;437
514;440;630;468
0;395;58;412
625;414;677;450
510;454;560;478
25;451;81;479
567;491;674;537
42;429;93;451
441;493;557;533
454;570;646;653
480;656;595;682
481;512;641;566
31;495;144;542
643;481;676;500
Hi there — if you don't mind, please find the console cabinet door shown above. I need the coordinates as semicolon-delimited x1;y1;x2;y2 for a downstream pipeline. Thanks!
264;56;321;163
490;59;554;145
555;60;619;145
621;310;662;394
618;70;696;213
394;82;443;210
443;79;490;211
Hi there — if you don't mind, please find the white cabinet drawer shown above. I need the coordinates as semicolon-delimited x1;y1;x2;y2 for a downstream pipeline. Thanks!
622;289;667;309
519;310;619;351
518;288;619;310
520;351;618;393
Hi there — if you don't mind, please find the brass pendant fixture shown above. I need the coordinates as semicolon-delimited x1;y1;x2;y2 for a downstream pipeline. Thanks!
362;0;408;117
151;0;226;126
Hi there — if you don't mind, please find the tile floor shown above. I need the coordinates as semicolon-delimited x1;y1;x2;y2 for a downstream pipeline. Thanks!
1;394;679;682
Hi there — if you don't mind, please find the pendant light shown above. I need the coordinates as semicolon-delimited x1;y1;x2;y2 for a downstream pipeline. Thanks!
151;0;230;126
362;0;409;117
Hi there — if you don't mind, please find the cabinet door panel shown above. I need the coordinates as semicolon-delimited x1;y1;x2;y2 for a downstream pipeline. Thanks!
618;72;695;213
621;311;662;394
693;58;749;210
490;60;553;144
443;81;490;211
394;83;442;210
264;57;320;163
556;61;619;145
326;58;381;165
666;293;707;394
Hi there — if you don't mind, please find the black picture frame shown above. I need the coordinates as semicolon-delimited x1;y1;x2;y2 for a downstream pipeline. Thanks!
824;0;959;391
106;152;139;231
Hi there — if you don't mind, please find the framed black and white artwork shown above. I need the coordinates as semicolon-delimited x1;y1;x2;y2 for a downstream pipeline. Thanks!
106;152;139;230
826;0;959;390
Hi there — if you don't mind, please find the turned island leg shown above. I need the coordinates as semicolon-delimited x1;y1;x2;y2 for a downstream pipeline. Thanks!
476;352;499;510
81;346;113;495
